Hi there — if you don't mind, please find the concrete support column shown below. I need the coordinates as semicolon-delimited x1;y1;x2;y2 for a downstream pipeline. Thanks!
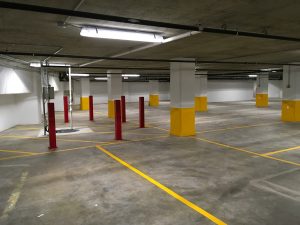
170;59;196;136
195;73;208;112
107;70;122;118
80;78;90;110
282;65;300;122
256;73;269;107
149;80;160;107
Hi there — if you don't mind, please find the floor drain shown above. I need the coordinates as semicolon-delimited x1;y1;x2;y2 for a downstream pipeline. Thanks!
56;129;79;134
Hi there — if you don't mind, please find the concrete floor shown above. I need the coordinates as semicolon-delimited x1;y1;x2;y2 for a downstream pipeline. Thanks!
0;100;299;225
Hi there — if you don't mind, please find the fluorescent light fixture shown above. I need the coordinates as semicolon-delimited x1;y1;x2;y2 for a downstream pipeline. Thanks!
30;62;41;68
122;74;140;77
69;73;89;77
261;68;280;72
48;63;71;67
248;74;258;78
30;62;71;68
80;27;164;43
94;77;108;81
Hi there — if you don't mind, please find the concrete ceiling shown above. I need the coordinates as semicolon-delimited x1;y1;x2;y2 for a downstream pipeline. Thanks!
0;0;300;77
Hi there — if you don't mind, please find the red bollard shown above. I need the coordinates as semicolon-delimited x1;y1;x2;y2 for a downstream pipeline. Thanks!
48;102;57;150
121;95;126;123
63;96;69;123
139;97;145;128
114;100;122;140
89;96;94;121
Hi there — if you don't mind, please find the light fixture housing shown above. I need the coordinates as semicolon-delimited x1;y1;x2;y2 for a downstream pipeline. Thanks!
30;62;71;68
94;77;108;80
122;74;140;77
69;73;89;77
80;27;164;43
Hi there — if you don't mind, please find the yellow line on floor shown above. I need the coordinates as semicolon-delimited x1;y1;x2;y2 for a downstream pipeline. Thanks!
261;146;300;156
197;122;281;134
0;149;36;155
102;135;169;146
0;145;96;161
96;145;227;225
194;137;300;167
0;171;28;220
0;135;113;145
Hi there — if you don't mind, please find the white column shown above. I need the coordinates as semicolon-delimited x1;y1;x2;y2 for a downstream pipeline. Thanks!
195;73;208;112
256;73;269;107
107;70;122;118
149;80;160;106
80;78;90;110
170;59;195;136
282;65;300;121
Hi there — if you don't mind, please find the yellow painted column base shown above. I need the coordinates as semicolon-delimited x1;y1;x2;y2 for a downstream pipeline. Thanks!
282;100;300;122
80;97;89;110
195;96;208;112
256;94;268;107
149;94;159;107
170;108;195;136
108;100;115;118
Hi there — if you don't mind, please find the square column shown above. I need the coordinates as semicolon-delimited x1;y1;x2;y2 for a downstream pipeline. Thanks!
256;73;269;107
282;65;300;122
170;59;196;136
149;80;160;107
107;70;122;118
80;78;90;110
195;73;208;112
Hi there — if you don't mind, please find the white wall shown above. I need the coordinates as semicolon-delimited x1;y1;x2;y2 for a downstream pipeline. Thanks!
52;79;282;111
208;80;254;102
0;64;42;132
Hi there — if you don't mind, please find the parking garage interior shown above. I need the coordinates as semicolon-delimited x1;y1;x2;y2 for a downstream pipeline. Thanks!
0;1;300;225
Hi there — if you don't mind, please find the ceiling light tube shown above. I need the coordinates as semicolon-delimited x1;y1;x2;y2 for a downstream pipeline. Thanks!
80;27;164;43
122;74;140;77
30;62;41;68
248;74;258;78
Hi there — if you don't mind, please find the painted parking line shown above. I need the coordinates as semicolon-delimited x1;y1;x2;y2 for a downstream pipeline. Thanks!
0;135;115;145
0;149;37;155
197;122;282;134
0;145;95;161
194;137;300;167
0;171;28;220
96;145;227;225
261;145;300;156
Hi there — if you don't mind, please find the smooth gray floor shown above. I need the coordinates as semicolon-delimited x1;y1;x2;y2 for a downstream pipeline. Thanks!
0;100;299;225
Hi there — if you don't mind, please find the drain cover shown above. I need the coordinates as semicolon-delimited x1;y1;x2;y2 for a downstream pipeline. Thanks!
56;129;79;134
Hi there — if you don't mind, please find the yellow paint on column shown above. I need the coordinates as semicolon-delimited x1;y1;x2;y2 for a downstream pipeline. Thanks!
282;100;300;122
256;94;268;107
195;96;208;112
149;94;159;107
80;97;89;110
170;108;195;136
108;100;115;118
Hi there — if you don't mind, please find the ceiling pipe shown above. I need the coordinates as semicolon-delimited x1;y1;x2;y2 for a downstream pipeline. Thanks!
0;1;300;42
0;50;297;66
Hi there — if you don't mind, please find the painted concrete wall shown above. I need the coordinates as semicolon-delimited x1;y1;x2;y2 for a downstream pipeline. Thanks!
0;64;42;132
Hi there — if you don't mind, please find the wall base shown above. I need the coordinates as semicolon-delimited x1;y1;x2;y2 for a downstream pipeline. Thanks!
80;97;89;110
195;96;208;112
170;108;195;136
282;100;300;122
256;94;268;107
149;94;159;107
